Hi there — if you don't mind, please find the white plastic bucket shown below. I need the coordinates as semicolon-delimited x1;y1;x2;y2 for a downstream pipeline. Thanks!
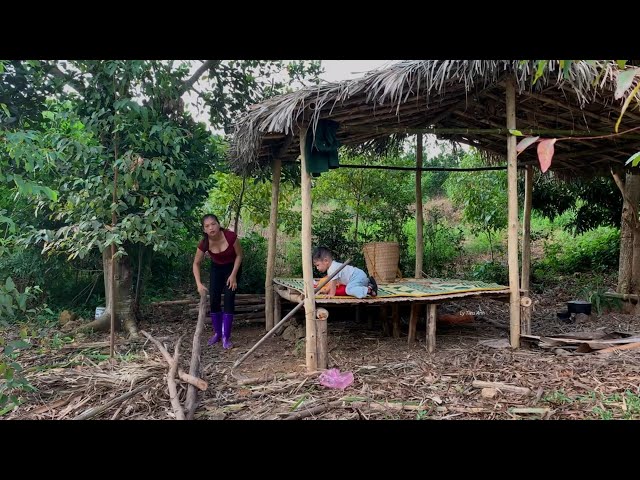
95;306;106;319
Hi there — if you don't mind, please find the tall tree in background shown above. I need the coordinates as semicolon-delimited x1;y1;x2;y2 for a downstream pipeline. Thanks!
1;60;322;334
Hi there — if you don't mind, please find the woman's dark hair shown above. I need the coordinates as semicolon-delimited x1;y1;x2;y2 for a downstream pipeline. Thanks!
201;214;220;243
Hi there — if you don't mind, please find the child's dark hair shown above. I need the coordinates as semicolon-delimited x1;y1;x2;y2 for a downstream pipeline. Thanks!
312;246;334;262
201;214;220;243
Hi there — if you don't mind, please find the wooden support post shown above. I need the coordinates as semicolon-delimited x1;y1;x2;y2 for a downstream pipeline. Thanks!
426;304;437;353
273;290;283;335
316;308;329;369
407;303;421;343
265;157;282;331
505;77;521;348
520;165;533;335
300;127;318;371
392;305;401;338
415;133;424;278
380;305;390;336
355;305;362;323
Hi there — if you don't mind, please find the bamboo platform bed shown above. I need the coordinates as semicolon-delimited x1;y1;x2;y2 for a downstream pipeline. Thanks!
273;277;510;352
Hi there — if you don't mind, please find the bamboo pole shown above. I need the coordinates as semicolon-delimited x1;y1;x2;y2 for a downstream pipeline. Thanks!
415;133;424;278
300;126;317;371
316;308;329;369
603;292;640;302
506;77;521;348
520;165;533;335
341;126;640;138
231;261;350;372
426;304;437;353
110;137;119;359
273;291;282;333
265;156;282;331
337;164;514;172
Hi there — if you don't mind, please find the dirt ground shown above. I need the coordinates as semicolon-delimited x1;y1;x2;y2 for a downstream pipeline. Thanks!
5;276;640;420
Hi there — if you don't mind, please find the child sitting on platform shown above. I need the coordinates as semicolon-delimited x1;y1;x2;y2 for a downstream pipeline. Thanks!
312;246;377;298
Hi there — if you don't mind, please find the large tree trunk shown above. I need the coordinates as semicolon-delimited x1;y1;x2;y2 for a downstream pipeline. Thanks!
617;173;640;294
78;249;138;338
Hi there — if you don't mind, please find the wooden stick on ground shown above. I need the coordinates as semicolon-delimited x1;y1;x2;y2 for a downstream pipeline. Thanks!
284;400;344;420
73;384;151;420
236;370;321;386
185;292;207;420
140;330;207;391
471;380;531;395
168;335;185;420
595;341;640;355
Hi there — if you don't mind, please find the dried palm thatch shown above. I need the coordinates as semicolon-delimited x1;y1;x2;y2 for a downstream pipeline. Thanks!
229;60;640;178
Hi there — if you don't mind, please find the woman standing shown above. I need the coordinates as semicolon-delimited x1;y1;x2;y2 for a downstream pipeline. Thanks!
193;214;243;349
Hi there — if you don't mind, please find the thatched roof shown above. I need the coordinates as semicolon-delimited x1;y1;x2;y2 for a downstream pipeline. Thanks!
229;60;640;176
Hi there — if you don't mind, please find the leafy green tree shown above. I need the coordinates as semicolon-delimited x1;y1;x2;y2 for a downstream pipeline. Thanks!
1;60;322;334
444;150;507;260
531;174;622;234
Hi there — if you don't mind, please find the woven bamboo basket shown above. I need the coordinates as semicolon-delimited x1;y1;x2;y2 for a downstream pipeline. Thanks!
363;242;400;283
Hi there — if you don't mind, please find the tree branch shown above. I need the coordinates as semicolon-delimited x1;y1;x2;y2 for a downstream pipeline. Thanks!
181;60;216;94
611;168;640;231
39;61;85;94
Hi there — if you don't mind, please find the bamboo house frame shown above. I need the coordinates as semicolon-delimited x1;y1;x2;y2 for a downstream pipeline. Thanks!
228;60;640;372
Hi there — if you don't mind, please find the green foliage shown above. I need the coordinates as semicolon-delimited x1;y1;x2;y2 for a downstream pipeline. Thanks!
0;276;43;323
313;152;414;245
542;389;573;405
204;171;300;231
405;207;464;277
1;60;321;310
312;209;362;266
0;246;104;311
238;232;267;293
0;334;35;416
444;151;507;259
534;226;619;276
415;409;429;420
282;238;303;277
531;174;622;234
470;261;509;285
578;280;622;315
420;144;464;196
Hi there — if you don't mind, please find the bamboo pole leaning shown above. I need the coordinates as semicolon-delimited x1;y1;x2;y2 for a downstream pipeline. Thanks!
231;260;352;374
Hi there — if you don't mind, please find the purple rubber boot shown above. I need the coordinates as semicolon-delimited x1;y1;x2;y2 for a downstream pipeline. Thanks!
222;313;234;349
207;311;222;346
